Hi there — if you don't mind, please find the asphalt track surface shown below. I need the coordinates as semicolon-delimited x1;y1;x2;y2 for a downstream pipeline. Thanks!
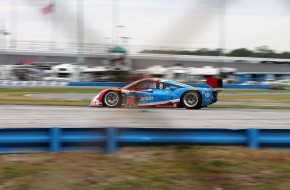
27;92;290;100
1;105;289;129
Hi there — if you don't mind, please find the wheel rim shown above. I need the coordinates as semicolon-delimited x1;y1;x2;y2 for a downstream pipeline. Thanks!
104;92;119;107
183;92;198;107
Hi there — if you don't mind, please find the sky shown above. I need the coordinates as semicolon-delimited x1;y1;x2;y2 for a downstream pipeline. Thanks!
0;0;290;52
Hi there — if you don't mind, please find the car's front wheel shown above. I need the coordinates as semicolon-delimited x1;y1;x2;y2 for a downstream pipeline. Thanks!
181;91;202;109
103;91;122;108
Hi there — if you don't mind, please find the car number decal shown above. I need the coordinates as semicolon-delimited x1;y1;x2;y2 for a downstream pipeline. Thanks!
126;96;136;105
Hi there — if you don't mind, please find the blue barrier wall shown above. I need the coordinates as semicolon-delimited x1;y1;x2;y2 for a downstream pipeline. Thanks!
1;127;290;154
69;82;128;87
222;84;269;89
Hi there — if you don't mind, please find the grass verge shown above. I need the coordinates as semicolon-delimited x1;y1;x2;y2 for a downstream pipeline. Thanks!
1;146;290;190
219;95;290;103
0;88;290;108
0;88;101;106
220;89;290;93
0;88;102;93
210;104;290;110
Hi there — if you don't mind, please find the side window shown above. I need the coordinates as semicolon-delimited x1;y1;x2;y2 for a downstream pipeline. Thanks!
136;81;157;89
162;82;182;89
157;82;164;89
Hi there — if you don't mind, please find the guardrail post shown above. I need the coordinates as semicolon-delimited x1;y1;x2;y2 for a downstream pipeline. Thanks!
50;127;61;152
247;128;260;149
106;127;117;153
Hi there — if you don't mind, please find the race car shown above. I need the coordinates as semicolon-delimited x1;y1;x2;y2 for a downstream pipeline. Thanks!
90;78;219;109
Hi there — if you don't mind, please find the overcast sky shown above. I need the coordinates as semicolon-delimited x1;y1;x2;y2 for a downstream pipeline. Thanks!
0;0;290;52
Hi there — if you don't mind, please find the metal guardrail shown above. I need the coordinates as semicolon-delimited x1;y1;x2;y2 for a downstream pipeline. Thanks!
2;41;290;63
0;127;289;154
0;41;109;55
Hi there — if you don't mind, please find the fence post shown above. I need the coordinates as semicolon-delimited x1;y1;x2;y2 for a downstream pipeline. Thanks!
247;128;259;149
50;127;61;152
106;127;117;153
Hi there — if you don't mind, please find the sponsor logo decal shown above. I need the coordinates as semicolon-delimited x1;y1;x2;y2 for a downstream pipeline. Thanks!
205;92;210;97
140;96;153;101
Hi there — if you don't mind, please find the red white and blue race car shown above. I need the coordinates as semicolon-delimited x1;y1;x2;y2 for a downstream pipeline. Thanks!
90;78;219;109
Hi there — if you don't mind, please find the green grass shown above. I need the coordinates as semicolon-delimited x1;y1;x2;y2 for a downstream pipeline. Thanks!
0;88;290;108
210;104;290;110
219;89;290;103
221;89;290;93
219;95;290;103
0;88;102;93
1;146;290;190
0;88;102;106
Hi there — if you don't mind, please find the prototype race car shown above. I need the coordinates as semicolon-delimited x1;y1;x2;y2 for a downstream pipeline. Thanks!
90;78;219;109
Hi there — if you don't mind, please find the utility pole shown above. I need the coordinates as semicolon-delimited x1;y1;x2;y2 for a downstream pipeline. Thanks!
116;25;124;46
52;0;57;50
219;0;226;67
10;0;17;48
112;0;119;46
121;36;130;50
76;0;84;81
0;21;9;65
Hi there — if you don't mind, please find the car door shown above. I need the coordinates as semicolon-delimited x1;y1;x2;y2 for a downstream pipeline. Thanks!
158;82;173;102
125;81;160;106
135;81;162;106
137;82;172;106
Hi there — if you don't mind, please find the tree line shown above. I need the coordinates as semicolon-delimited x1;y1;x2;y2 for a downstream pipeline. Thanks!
141;46;290;59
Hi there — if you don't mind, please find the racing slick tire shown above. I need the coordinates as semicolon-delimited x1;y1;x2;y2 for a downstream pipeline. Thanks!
103;91;122;108
181;91;202;109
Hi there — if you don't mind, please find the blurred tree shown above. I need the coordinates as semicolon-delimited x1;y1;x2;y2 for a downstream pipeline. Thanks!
255;46;274;54
194;48;210;55
254;46;276;58
280;52;290;59
141;46;290;59
227;48;253;57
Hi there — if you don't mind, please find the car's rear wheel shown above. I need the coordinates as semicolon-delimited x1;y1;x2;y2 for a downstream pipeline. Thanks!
103;91;121;108
181;91;202;109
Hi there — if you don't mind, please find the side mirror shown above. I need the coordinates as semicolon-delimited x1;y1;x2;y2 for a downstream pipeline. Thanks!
169;86;178;91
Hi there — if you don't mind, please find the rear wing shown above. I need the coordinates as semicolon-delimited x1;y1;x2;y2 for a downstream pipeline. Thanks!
206;77;223;88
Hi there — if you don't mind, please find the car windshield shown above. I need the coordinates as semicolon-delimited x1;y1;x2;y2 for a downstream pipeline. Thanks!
123;80;141;89
135;81;157;89
123;79;158;90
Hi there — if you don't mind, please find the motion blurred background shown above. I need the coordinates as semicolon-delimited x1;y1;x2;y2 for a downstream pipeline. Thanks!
1;1;290;189
0;0;290;85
